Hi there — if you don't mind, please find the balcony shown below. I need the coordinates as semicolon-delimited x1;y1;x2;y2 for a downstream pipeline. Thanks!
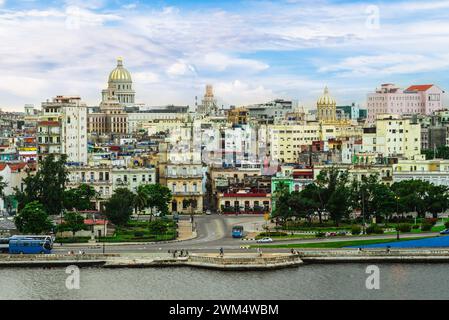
171;191;203;196
68;179;112;185
166;173;203;179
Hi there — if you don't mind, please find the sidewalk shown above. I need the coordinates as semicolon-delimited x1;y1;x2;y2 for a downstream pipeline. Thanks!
177;220;196;241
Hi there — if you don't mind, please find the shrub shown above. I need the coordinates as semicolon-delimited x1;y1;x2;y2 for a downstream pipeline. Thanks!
421;223;433;231
444;221;449;229
412;225;420;230
366;224;384;235
425;218;438;226
351;225;362;235
315;232;326;238
396;223;412;233
258;232;288;237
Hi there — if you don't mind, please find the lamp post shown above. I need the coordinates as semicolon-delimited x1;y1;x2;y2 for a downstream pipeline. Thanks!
103;218;106;254
362;187;366;234
396;196;400;240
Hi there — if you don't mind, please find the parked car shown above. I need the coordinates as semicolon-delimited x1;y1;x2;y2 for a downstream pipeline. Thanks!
257;237;273;243
205;210;212;215
337;231;347;236
326;232;337;237
440;229;449;235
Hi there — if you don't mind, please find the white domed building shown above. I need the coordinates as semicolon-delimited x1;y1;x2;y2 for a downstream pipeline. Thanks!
101;57;135;106
317;86;337;122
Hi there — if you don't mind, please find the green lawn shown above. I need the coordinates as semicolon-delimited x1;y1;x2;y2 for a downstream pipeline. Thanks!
252;236;435;249
255;234;316;240
56;220;178;243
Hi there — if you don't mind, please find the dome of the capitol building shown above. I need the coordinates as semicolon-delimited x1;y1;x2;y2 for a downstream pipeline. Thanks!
102;57;136;106
317;86;336;106
108;57;132;82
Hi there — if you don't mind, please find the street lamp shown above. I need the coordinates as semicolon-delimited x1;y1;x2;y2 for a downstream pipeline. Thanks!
103;218;106;254
395;196;400;240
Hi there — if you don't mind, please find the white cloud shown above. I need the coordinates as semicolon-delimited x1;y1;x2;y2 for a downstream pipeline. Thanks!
319;54;449;77
166;60;196;77
214;80;275;106
199;53;269;73
0;0;449;110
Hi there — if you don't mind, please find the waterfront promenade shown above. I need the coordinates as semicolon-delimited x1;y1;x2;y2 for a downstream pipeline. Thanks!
4;248;449;269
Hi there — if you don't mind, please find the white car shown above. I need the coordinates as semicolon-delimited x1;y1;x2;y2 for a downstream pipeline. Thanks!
205;210;212;215
257;237;273;243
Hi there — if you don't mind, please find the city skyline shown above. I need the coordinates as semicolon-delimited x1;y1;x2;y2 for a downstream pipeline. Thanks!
1;0;449;111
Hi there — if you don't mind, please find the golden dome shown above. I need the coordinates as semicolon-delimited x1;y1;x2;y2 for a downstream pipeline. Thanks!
317;86;336;106
108;57;132;82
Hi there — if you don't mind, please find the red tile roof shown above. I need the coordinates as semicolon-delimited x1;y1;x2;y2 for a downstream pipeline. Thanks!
405;85;433;92
0;162;28;172
84;219;108;225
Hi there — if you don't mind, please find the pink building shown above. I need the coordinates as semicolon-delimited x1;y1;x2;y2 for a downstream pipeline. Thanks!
367;84;445;122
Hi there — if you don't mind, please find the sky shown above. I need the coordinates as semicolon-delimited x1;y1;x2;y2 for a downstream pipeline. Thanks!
0;0;448;111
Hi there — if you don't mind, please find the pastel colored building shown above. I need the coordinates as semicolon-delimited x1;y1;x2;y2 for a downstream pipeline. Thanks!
393;156;449;187
367;84;445;122
361;114;421;160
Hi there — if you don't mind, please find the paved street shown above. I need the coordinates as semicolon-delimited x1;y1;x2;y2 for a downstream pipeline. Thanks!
52;214;439;254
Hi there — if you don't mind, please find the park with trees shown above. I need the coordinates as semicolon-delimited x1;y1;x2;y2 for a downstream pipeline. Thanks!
12;155;175;242
271;167;449;237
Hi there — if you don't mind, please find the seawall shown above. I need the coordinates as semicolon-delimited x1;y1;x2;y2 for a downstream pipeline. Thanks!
297;248;449;263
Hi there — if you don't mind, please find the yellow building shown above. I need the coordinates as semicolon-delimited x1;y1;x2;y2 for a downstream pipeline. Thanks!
158;142;204;214
267;124;320;163
361;114;421;159
227;107;249;125
314;164;394;185
393;156;449;186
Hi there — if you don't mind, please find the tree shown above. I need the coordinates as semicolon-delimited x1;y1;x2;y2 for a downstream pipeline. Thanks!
422;146;449;160
288;191;317;222
62;211;86;237
133;185;149;218
391;180;431;218
142;184;172;218
103;188;134;226
271;182;292;221
427;184;449;218
15;154;68;216
370;183;396;221
14;201;53;234
64;184;97;211
298;183;324;223
315;167;349;223
327;184;351;226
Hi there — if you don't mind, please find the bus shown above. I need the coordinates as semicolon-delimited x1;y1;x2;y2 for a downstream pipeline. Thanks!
0;238;9;253
8;235;53;254
232;226;244;238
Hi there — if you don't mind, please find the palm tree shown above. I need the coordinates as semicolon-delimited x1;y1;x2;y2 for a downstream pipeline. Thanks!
0;177;8;216
133;185;149;220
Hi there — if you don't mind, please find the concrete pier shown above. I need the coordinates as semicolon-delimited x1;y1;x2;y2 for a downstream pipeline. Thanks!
0;253;303;270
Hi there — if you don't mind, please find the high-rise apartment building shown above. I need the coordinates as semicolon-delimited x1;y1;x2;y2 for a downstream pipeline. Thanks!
38;96;87;164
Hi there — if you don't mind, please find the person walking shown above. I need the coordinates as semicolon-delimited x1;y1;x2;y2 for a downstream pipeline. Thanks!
219;247;224;257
